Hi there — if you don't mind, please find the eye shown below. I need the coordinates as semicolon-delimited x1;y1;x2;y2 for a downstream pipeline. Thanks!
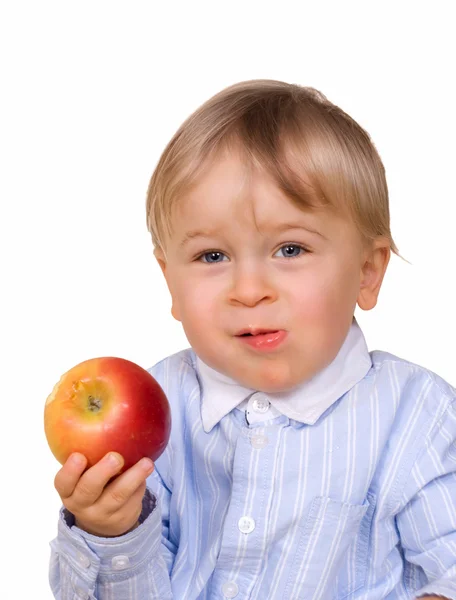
195;244;308;264
274;244;307;259
197;251;228;264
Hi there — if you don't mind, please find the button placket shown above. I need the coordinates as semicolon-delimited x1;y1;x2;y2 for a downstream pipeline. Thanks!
214;416;283;597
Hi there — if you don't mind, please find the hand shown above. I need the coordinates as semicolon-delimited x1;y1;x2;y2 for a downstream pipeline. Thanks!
54;451;155;537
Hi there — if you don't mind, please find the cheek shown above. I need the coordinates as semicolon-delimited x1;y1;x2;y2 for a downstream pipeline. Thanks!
291;262;359;319
176;279;217;323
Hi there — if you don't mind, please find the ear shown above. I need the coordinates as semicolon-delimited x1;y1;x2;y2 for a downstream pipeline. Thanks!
357;238;391;311
153;247;182;322
154;247;167;276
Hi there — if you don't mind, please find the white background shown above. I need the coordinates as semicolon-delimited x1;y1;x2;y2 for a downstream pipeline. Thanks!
1;1;455;597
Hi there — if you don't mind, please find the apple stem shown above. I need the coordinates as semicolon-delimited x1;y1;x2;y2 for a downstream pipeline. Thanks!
87;395;102;412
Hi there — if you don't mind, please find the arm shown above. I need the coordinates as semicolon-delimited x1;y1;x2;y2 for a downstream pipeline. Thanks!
50;488;172;599
396;397;456;600
49;461;175;599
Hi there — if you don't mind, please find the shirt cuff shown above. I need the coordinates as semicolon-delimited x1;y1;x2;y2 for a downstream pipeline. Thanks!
416;580;456;599
57;487;161;578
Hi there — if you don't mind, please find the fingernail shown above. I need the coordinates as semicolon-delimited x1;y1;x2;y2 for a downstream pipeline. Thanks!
107;453;122;467
71;453;85;466
140;458;154;472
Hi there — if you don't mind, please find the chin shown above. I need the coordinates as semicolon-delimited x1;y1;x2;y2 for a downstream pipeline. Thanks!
242;361;299;394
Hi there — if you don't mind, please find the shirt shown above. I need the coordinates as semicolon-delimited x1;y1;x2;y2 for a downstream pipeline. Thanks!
49;318;456;600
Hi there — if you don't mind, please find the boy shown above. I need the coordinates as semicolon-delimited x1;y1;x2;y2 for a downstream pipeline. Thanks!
49;80;456;599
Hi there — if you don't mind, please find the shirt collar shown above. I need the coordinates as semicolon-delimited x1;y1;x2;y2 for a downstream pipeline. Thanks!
196;317;372;433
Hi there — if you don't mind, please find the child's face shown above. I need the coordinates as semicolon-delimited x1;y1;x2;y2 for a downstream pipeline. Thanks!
155;150;389;393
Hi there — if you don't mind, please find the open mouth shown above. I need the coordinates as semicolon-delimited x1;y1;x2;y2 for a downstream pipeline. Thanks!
236;330;279;337
239;331;278;337
236;329;287;351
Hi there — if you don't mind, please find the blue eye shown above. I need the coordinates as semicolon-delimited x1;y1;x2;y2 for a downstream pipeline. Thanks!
199;251;227;264
275;245;305;258
196;244;307;264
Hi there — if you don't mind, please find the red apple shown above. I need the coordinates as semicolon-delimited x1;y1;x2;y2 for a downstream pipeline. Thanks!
44;357;171;472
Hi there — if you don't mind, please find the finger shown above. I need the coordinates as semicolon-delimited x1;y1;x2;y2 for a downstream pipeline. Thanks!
70;452;125;509
100;457;154;515
54;453;88;500
106;482;147;534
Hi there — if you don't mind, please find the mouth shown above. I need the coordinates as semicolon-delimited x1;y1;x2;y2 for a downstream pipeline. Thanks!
235;328;288;351
235;328;281;337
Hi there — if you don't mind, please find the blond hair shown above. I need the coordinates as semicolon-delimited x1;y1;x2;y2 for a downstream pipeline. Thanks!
146;79;401;258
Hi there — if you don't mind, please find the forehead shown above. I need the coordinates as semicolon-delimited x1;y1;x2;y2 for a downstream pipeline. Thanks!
174;150;330;231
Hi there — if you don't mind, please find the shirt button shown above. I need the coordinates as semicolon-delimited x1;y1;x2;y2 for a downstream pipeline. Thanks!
251;434;268;449
73;586;89;599
76;552;91;569
222;581;239;598
111;555;130;570
252;397;270;414
238;516;255;534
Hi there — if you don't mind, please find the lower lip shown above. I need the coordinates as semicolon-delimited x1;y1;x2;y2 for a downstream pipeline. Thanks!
237;330;287;352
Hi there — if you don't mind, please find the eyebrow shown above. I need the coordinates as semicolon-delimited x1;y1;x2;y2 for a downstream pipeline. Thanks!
179;222;326;247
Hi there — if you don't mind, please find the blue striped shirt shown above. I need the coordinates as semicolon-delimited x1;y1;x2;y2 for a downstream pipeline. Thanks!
49;320;456;599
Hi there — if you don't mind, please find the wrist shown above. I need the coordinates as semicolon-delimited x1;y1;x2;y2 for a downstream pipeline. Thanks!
123;521;140;535
74;518;139;538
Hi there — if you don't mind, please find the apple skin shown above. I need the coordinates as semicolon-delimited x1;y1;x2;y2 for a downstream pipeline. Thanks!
44;357;171;472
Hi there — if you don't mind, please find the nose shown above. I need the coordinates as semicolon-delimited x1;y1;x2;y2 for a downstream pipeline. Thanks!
228;264;277;307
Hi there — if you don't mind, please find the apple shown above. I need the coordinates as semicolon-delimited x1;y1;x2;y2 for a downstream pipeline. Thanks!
44;357;171;472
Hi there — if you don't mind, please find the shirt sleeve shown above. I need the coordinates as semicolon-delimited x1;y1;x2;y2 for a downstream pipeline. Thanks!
48;483;174;599
396;396;456;600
